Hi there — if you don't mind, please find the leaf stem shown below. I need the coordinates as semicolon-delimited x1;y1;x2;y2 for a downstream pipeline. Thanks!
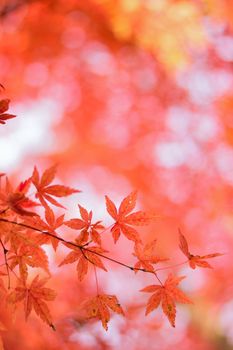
99;224;114;235
153;272;163;286
94;266;99;295
155;260;188;272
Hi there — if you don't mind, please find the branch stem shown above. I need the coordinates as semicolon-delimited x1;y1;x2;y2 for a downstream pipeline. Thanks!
0;217;162;285
0;238;10;289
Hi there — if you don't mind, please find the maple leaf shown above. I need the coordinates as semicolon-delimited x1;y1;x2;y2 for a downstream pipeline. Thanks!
26;207;65;251
8;244;50;281
0;177;39;216
179;229;223;269
0;218;40;253
133;240;168;273
141;274;192;327
105;191;156;243
59;244;107;281
7;275;56;329
64;204;104;245
0;99;16;125
84;294;124;330
31;165;80;209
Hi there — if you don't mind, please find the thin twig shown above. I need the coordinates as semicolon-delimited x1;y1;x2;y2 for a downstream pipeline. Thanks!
94;266;99;295
0;217;162;285
0;238;10;289
0;207;9;215
155;260;188;272
7;264;21;281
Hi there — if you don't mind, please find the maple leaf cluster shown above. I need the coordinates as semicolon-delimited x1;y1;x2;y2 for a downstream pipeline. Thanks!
0;165;222;334
0;0;231;344
0;166;80;330
0;101;223;338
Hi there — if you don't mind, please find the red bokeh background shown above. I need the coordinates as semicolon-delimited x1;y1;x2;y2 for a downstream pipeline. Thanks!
0;0;233;349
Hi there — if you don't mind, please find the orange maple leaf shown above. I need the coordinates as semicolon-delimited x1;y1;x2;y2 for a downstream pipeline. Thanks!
26;207;65;251
59;244;107;281
84;294;124;330
31;165;80;209
0;218;38;252
179;229;223;269
0;177;39;216
141;274;192;327
64;204;104;246
105;191;156;243
7;275;56;329
0;99;16;125
133;240;168;273
8;244;50;282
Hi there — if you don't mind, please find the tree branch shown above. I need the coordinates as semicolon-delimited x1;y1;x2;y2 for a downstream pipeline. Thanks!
0;217;164;285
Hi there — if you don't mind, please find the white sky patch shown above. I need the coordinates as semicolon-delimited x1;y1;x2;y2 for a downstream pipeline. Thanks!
155;141;186;168
0;98;63;171
70;329;97;347
166;107;192;137
162;176;191;204
215;35;233;62
178;266;205;292
214;144;233;184
102;269;143;304
193;114;219;141
167;106;219;142
154;139;202;169
219;300;233;345
64;174;106;220
83;41;116;76
70;315;125;349
177;68;232;105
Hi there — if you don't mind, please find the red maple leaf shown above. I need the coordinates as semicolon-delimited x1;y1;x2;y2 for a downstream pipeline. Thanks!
26;207;65;251
64;204;104;246
0;177;39;216
83;294;124;330
179;229;223;269
31;165;80;209
8;244;50;282
141;274;192;327
105;191;156;243
7;275;56;329
133;240;168;272
59;244;107;281
0;99;16;125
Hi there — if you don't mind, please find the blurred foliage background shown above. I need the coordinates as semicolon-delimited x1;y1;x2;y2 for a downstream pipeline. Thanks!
0;0;233;349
